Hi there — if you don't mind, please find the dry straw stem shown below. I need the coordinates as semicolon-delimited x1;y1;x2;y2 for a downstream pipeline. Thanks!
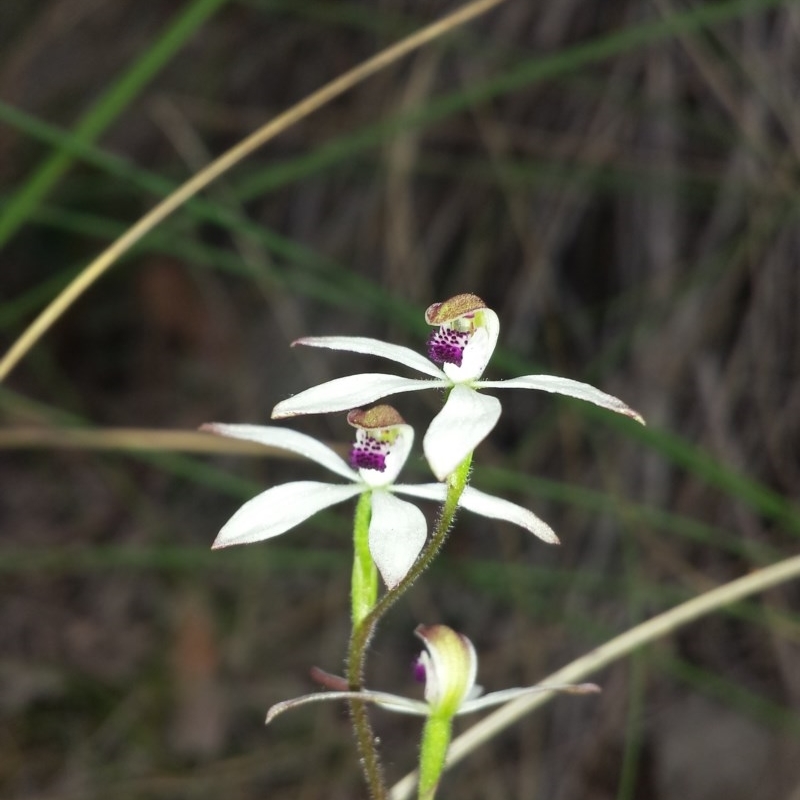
0;0;507;384
390;553;800;800
0;425;349;459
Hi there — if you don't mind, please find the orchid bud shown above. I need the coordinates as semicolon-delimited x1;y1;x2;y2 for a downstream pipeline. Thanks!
414;624;478;718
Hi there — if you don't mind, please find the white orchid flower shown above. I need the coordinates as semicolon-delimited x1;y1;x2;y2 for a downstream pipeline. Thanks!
202;405;559;590
271;293;644;479
266;624;599;724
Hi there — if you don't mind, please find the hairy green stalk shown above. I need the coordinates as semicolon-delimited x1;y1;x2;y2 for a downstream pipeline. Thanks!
346;453;473;799
352;492;379;627
417;715;453;800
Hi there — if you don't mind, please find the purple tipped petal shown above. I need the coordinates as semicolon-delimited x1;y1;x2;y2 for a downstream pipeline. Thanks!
392;484;558;544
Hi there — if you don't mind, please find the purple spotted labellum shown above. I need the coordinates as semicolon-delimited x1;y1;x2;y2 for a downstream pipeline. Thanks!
347;405;405;473
427;326;470;367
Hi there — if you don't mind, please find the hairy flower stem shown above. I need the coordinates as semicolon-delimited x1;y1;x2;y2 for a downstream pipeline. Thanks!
346;453;473;799
418;715;452;800
352;492;378;627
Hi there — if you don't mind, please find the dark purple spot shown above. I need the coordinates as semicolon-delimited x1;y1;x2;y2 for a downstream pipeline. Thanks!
412;658;427;684
349;436;388;472
427;328;469;367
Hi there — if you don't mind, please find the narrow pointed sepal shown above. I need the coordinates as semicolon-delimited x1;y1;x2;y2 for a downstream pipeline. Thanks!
478;375;644;424
212;481;363;548
293;335;446;378
201;423;357;480
266;688;428;724
458;486;560;544
271;373;435;419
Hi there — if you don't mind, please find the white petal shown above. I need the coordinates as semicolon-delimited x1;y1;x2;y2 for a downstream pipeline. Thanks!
456;682;600;715
423;386;501;480
477;375;645;424
395;484;559;544
212;481;363;548
266;689;428;724
457;686;558;715
392;483;448;502
368;693;430;716
458;486;559;544
294;336;446;378
271;374;437;419
368;492;427;589
442;308;500;383
202;423;357;481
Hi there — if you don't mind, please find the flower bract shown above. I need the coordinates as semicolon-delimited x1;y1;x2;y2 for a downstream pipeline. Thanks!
271;293;644;479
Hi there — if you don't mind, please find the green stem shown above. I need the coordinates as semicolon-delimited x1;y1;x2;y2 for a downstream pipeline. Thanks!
352;492;378;627
347;492;386;799
346;453;473;800
418;715;453;800
347;695;387;800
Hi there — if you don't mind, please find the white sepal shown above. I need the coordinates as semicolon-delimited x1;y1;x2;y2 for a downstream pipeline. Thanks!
212;481;363;548
423;386;501;479
478;374;645;424
202;423;357;481
368;491;427;588
271;373;436;419
266;689;429;724
458;486;560;544
457;682;601;715
294;336;446;379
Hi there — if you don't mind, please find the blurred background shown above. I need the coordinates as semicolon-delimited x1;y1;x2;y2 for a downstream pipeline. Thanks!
2;0;800;797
